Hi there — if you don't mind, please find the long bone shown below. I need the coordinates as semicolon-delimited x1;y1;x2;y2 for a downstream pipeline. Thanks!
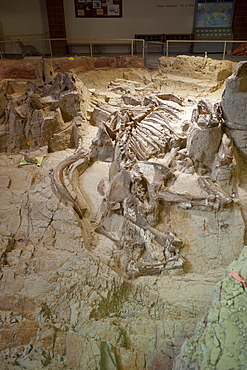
153;97;184;112
143;116;171;128
123;210;181;251
157;188;213;208
144;116;179;137
153;108;180;121
138;125;168;147
135;127;164;151
138;129;164;146
140;121;165;136
156;105;181;117
134;134;159;158
128;140;148;161
129;136;150;160
198;176;232;205
132;127;162;153
135;255;182;269
52;150;90;219
95;225;122;249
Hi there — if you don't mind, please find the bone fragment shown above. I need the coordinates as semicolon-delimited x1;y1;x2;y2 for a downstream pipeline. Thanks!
123;211;180;249
95;225;122;249
217;133;233;166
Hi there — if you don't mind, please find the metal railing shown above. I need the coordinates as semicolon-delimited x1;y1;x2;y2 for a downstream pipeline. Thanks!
0;35;246;67
144;39;247;67
166;39;247;59
0;36;145;60
0;32;49;58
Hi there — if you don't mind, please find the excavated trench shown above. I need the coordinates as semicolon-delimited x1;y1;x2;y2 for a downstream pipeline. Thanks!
0;55;247;369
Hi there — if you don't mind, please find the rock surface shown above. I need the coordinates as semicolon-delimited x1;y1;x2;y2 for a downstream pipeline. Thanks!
0;151;226;368
173;246;247;370
158;55;234;83
0;56;145;80
0;67;92;153
221;61;247;162
0;56;246;369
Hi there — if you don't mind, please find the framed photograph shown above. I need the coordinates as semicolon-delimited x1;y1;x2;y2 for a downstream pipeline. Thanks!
93;1;101;9
106;0;113;4
84;3;93;12
97;9;104;15
107;4;119;16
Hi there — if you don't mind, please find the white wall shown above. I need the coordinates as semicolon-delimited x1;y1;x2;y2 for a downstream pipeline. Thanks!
64;0;196;39
0;0;48;37
0;0;49;54
0;0;196;51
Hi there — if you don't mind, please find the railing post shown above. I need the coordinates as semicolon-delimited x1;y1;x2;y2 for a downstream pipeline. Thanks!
142;40;145;60
131;40;134;56
166;40;168;57
223;41;227;60
90;41;93;57
49;39;53;58
144;41;147;65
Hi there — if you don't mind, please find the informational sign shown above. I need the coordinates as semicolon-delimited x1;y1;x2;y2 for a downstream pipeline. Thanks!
155;0;195;10
74;0;122;18
195;0;235;28
193;0;235;53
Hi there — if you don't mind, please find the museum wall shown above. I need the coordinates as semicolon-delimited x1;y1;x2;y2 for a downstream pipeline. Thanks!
0;0;196;41
0;0;246;43
63;0;196;39
0;0;48;37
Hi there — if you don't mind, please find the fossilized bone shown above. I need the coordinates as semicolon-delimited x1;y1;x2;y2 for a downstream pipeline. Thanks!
123;210;181;250
157;188;213;208
103;165;184;265
89;92;234;275
35;58;55;85
198;176;232;205
95;225;122;249
135;257;177;269
126;242;184;276
43;72;77;97
191;98;222;128
135;127;164;151
217;133;233;166
52;150;90;219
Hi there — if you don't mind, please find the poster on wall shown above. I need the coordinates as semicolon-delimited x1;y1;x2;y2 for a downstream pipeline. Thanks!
74;0;122;18
195;0;235;28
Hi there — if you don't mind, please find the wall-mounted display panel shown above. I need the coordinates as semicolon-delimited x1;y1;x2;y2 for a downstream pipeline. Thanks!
195;0;235;29
193;0;235;53
74;0;122;18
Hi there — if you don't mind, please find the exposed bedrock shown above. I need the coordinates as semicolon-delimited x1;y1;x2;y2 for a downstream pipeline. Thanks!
0;61;92;153
0;55;145;80
221;61;247;161
158;55;234;83
186;98;223;175
0;57;247;369
173;246;247;370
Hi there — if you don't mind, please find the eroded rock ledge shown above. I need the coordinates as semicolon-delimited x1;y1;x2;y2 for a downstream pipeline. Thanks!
0;55;145;80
